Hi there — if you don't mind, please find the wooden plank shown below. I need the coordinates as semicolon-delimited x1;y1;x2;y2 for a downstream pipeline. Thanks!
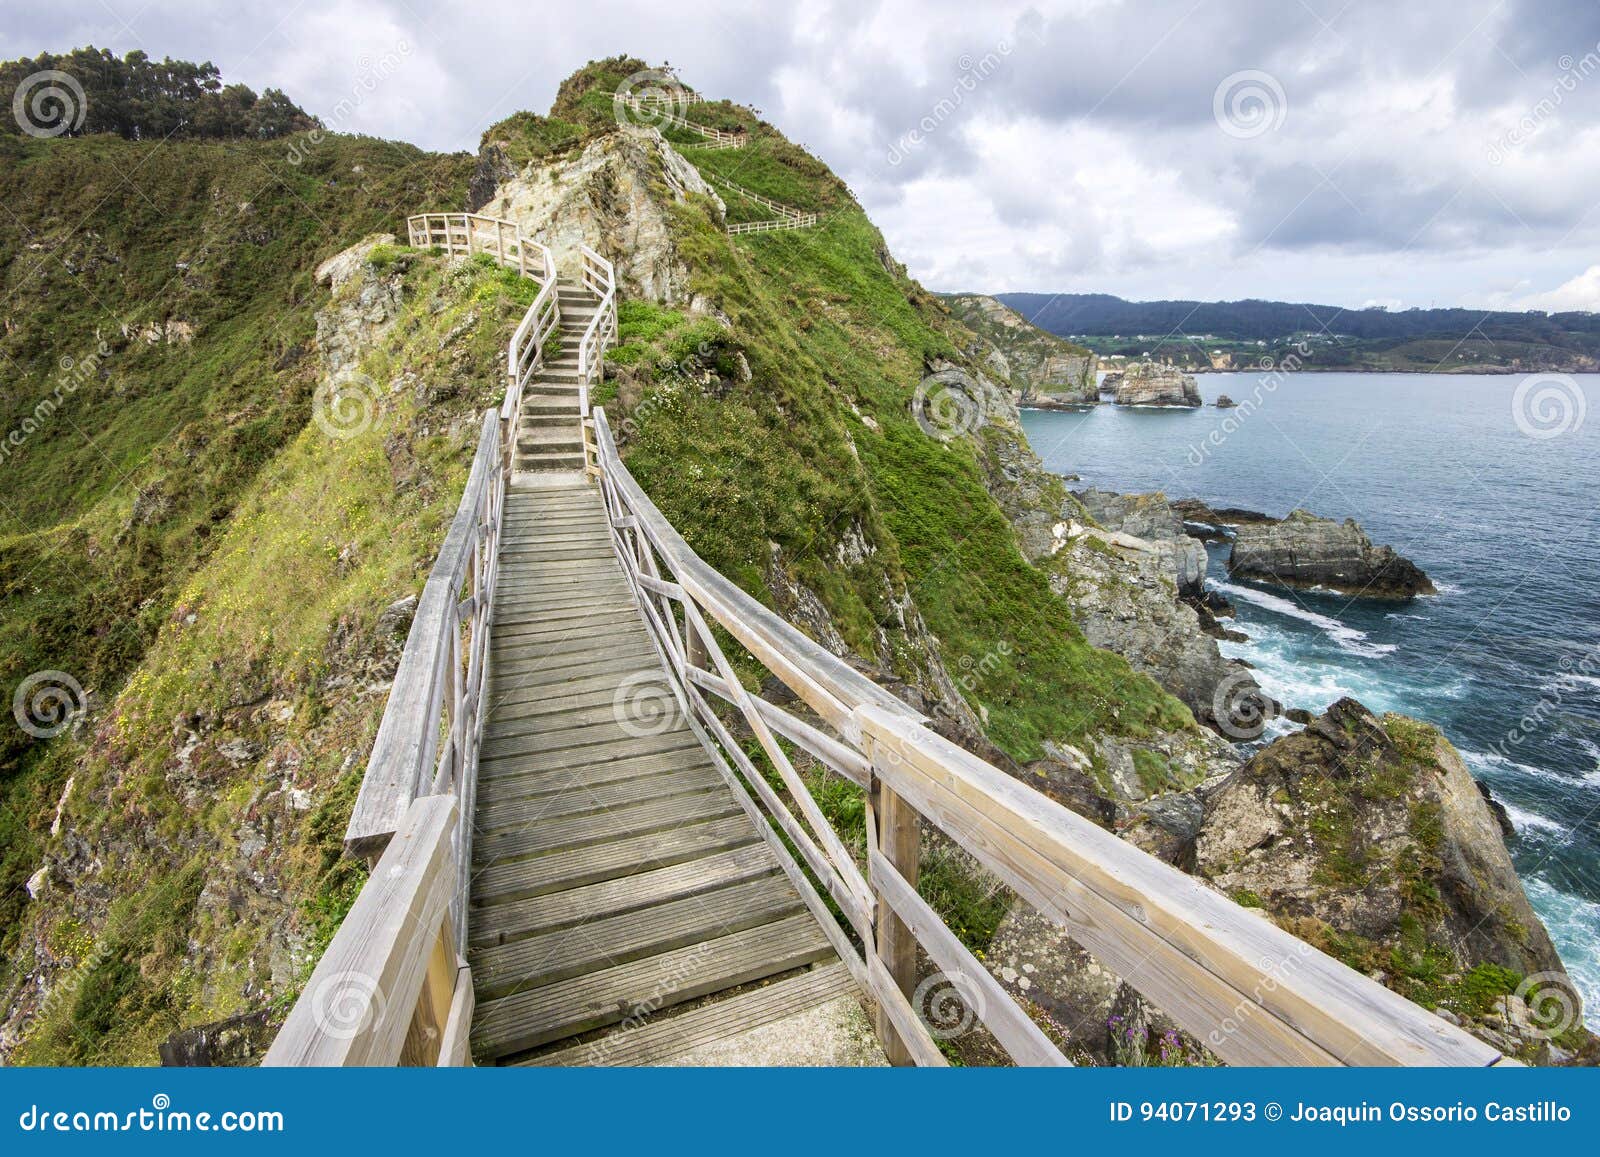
472;843;777;943
870;848;1070;1067
477;732;702;776
437;961;475;1067
865;953;948;1067
479;717;693;764
473;789;742;860
476;765;723;831
872;784;919;1066
522;962;858;1067
470;815;760;911
267;796;458;1065
478;747;711;805
483;701;684;746
853;704;1497;1067
471;875;802;998
471;914;835;1059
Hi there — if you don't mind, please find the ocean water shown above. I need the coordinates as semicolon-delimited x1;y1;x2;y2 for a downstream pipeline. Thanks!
1019;372;1600;1011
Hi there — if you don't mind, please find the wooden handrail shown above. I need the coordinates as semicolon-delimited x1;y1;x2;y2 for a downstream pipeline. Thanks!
266;796;469;1066
575;244;615;477
589;406;1509;1068
406;212;551;280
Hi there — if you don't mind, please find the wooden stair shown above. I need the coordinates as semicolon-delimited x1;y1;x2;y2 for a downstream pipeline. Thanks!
467;480;845;1064
513;283;597;474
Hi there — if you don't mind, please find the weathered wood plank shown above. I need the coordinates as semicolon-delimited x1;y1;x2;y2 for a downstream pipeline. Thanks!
472;914;835;1059
475;765;722;831
471;875;802;999
521;962;858;1067
473;788;742;861
470;815;761;912
477;746;707;800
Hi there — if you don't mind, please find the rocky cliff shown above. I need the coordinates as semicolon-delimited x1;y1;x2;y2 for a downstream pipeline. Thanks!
1228;508;1435;599
1196;698;1585;1062
943;294;1097;404
1103;362;1201;407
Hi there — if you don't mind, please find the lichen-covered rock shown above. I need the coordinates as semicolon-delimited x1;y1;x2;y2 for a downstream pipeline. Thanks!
1074;488;1206;595
1049;521;1269;738
1228;508;1434;598
475;126;723;307
1194;698;1586;1058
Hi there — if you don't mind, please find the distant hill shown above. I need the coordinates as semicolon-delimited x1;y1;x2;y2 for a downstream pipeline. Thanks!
995;292;1600;373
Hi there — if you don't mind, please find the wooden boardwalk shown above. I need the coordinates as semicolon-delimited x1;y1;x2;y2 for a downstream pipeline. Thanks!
465;480;843;1064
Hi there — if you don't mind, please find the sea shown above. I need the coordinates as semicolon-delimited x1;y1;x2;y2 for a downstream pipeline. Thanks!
1019;371;1599;1011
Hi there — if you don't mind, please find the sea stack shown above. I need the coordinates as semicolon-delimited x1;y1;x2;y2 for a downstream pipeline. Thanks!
1104;362;1202;407
1227;508;1435;598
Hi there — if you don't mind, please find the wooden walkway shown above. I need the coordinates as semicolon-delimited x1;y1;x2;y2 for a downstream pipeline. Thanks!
465;480;843;1064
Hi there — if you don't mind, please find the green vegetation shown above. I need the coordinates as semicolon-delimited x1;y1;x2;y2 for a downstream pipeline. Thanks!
606;114;1190;760
1;48;316;140
0;130;473;959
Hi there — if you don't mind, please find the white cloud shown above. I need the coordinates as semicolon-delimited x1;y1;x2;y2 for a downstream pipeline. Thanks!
1513;264;1600;312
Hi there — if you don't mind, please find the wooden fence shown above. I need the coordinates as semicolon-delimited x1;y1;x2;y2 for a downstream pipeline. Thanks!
270;203;1516;1070
268;215;560;1066
588;406;1512;1069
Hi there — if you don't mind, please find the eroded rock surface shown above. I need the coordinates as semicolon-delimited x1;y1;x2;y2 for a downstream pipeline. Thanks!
1228;508;1434;598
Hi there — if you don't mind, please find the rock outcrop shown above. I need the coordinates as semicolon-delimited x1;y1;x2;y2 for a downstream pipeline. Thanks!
1073;489;1206;595
1227;508;1434;599
1195;697;1586;1060
1048;521;1271;739
1103;362;1201;407
944;294;1097;404
475;126;723;308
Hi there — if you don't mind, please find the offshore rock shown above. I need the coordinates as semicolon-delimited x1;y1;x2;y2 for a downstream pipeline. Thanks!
1228;508;1434;599
1103;363;1201;407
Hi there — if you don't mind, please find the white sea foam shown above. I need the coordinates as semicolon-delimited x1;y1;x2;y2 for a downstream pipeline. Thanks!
1212;580;1398;657
1498;800;1566;835
1461;748;1600;792
1522;876;1600;1016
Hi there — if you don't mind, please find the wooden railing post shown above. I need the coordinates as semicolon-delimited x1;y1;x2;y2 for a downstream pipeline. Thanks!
872;778;920;1066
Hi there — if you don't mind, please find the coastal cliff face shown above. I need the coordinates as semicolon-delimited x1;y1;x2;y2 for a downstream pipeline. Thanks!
1228;508;1435;598
943;294;1097;404
1195;698;1585;1062
1073;489;1206;594
1104;362;1201;407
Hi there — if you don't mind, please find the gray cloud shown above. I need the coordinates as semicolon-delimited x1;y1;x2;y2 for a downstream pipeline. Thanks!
4;0;1600;307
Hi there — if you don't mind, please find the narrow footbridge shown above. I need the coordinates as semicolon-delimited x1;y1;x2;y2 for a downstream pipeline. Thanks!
265;213;1513;1068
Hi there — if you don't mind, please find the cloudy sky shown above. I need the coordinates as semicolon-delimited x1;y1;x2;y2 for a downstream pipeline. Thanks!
7;0;1600;310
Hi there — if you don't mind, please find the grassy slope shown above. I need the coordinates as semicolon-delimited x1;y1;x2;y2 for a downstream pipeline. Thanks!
0;131;472;953
594;85;1190;763
10;250;529;1063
